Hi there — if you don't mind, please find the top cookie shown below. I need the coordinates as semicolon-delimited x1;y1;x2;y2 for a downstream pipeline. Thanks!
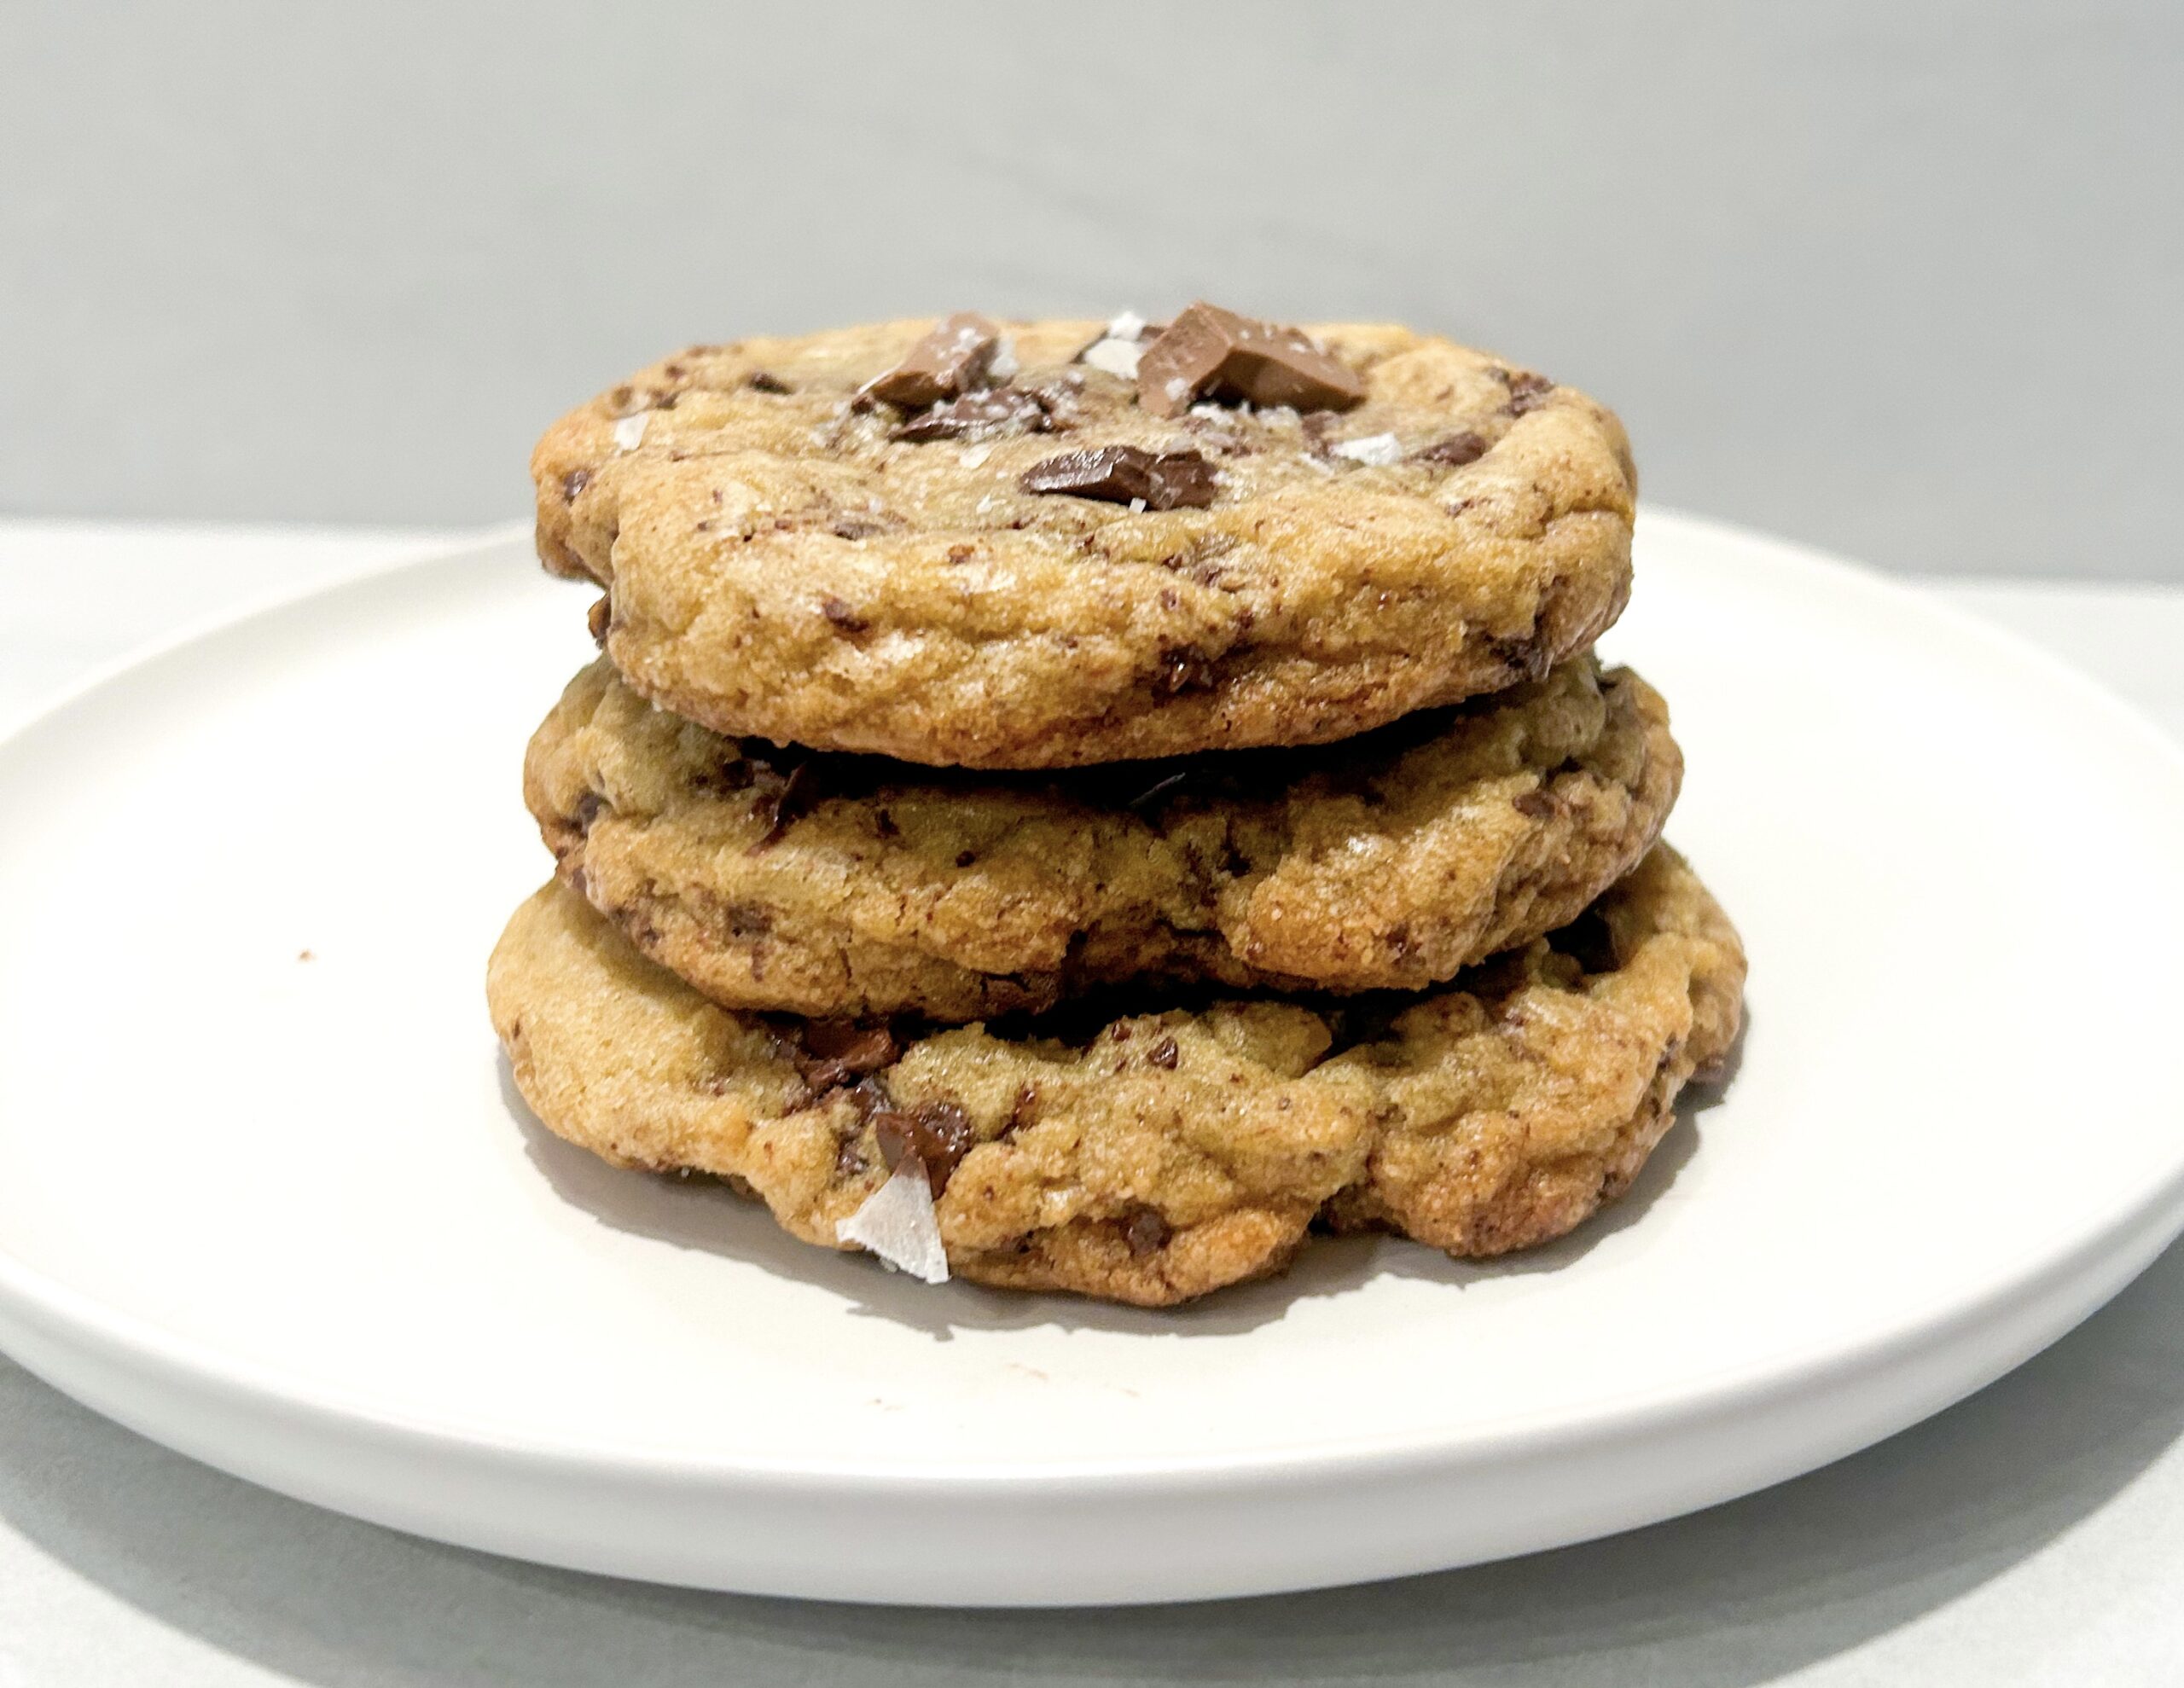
533;305;1637;768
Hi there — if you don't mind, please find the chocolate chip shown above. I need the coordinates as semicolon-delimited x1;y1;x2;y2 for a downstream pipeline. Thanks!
1137;302;1365;418
892;384;1058;443
1414;431;1489;468
954;850;976;867
1019;445;1217;510
561;467;592;502
819;595;868;633
1513;789;1557;819
794;1021;900;1093
587;595;611;646
861;313;1003;409
1112;1023;1134;1043
1147;1035;1179;1070
1153;647;1219;695
745;370;791;393
1122;1205;1172;1257
570;791;606;832
724;902;773;938
873;1100;977;1195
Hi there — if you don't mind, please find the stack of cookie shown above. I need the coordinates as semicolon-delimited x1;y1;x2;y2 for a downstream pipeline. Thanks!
488;304;1745;1306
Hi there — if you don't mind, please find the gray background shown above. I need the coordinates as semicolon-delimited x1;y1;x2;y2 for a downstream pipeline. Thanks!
3;0;2181;579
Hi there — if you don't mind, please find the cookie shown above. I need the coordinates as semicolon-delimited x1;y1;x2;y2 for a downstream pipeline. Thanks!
527;653;1681;1021
531;305;1636;768
485;847;1743;1307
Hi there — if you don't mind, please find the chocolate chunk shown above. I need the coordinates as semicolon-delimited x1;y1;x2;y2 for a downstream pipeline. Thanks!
892;384;1054;443
1122;1204;1172;1257
861;312;1003;409
1136;301;1366;418
745;370;791;393
794;1020;900;1093
1413;431;1489;468
1147;1035;1179;1070
561;467;592;502
1019;445;1217;511
587;595;611;646
873;1100;978;1195
818;595;868;633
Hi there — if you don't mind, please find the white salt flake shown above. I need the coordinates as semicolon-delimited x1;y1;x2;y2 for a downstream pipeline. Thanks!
1332;432;1403;467
958;443;995;469
1164;376;1189;403
1128;496;1148;513
836;1163;950;1284
1082;337;1143;379
975;493;1001;516
988;334;1019;380
611;412;649;453
1107;310;1147;340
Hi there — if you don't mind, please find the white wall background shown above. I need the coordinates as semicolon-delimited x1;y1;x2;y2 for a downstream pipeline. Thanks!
3;2;2178;578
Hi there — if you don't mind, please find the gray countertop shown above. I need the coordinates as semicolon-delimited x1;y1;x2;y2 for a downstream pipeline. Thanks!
3;521;2181;1685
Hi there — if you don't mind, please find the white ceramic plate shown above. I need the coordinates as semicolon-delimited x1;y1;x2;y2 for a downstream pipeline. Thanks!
0;513;2180;1607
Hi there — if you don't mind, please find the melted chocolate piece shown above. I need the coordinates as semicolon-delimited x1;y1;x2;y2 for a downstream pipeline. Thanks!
1122;1204;1172;1256
1497;368;1556;416
1019;445;1217;510
892;384;1054;443
1137;301;1365;417
818;595;868;632
749;760;823;848
1153;647;1219;695
861;313;1002;409
873;1099;978;1195
1413;431;1489;468
794;1021;900;1093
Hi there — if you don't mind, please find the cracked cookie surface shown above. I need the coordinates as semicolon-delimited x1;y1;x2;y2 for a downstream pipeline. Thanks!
531;313;1636;768
528;654;1681;1021
485;847;1743;1307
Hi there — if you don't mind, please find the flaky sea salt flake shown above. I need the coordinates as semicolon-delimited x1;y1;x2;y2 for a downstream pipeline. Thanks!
1083;337;1143;379
836;1163;950;1285
1332;432;1402;467
611;412;649;453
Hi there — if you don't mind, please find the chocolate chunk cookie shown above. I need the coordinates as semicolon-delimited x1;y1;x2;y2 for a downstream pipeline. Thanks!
532;307;1636;768
527;654;1681;1021
485;848;1744;1307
